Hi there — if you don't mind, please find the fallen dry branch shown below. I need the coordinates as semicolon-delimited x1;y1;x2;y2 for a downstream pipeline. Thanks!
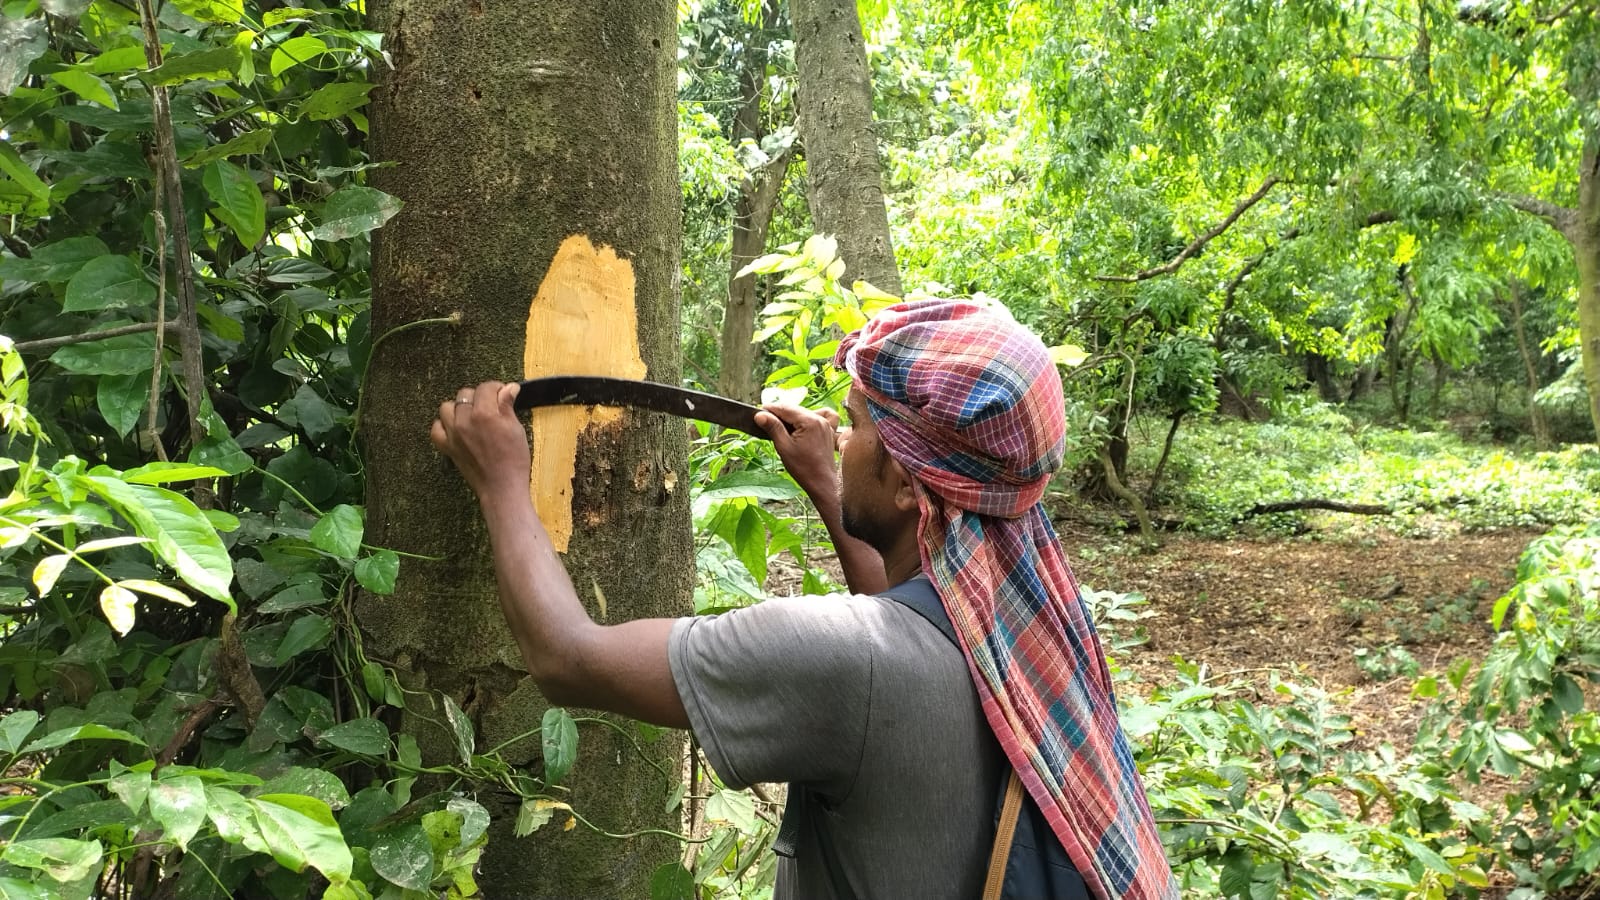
1242;499;1393;518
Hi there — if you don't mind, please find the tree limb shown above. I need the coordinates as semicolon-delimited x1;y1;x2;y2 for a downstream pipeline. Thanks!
13;320;183;353
1498;192;1576;233
1241;499;1393;518
1537;0;1584;23
1094;176;1281;283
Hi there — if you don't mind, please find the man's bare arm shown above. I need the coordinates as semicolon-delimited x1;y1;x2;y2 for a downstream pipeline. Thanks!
432;382;688;729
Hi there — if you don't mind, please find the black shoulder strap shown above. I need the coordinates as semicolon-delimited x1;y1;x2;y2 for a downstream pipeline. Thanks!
880;576;958;647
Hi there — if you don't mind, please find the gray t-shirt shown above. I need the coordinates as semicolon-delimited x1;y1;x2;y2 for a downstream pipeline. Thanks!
669;593;1006;899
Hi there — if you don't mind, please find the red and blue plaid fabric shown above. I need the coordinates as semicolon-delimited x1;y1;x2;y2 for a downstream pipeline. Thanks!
837;299;1177;900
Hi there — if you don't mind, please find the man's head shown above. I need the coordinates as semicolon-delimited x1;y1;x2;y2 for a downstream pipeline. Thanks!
834;298;1066;522
836;386;918;555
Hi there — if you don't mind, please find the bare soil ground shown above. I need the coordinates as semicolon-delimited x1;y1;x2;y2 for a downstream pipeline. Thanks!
1057;522;1536;752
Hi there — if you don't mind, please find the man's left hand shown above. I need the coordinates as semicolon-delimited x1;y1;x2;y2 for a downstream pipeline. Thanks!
430;381;530;500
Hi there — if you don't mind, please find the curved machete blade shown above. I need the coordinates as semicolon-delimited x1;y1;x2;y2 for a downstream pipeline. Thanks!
513;376;772;439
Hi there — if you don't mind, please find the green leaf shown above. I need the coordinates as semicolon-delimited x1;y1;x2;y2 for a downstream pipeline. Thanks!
310;504;364;560
697;470;803;502
49;332;157;375
0;710;40;754
141;46;238;85
1219;846;1254;898
97;371;148;437
108;767;151;816
1;838;102;883
0;143;49;216
513;798;552;837
540;708;578;785
295;81;375;121
257;580;328;614
269;35;328;77
354;549;399;594
312;185;402;242
442;694;474;764
85;45;147;74
40;0;92;13
149;775;208;849
368;824;433;891
49;69;117;109
649;863;695;900
0;16;48;95
81;477;234;608
447;797;489;848
257;768;350;810
204;785;264;853
318;718;390;756
204;161;265;247
263;256;334;284
63;256;156;312
183;128;274;167
273;613;332;664
704;789;757;832
0;236;109;283
122;462;229;485
251;795;353;881
1396;835;1453;876
170;0;243;23
1552;673;1584;715
263;7;312;26
0;877;52;900
21;723;145;753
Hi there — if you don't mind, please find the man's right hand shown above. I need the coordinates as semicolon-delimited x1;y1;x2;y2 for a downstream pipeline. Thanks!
755;403;841;501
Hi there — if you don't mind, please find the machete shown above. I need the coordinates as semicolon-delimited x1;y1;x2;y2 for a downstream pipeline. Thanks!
513;376;777;439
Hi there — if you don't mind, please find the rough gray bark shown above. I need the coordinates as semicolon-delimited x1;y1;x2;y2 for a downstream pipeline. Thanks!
360;1;691;896
790;0;901;295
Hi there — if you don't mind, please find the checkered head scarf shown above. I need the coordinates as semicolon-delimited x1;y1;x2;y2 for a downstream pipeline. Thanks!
836;299;1177;900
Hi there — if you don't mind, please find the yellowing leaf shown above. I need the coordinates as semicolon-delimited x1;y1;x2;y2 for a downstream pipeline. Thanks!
118;579;196;607
1392;232;1418;266
100;583;138;635
33;554;70;597
802;234;838;269
823;257;846;281
851;280;900;308
1049;344;1089;367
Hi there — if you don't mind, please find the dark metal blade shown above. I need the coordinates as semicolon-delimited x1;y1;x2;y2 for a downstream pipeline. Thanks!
513;376;772;439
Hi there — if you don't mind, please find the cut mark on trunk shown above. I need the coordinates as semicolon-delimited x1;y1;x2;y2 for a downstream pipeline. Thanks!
523;235;647;552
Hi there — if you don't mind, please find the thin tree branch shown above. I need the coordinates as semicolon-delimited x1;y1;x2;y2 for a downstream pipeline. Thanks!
1094;176;1281;283
12;320;183;353
136;0;210;506
1537;0;1583;23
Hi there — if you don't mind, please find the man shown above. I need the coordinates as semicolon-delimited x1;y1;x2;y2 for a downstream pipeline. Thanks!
430;298;1176;899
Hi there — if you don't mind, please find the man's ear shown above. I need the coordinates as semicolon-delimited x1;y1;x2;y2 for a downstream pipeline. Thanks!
886;457;918;513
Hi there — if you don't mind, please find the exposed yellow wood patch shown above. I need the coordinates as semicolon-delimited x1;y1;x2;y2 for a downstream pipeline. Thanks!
523;235;646;552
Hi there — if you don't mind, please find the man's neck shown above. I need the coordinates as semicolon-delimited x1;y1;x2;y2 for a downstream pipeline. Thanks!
881;539;922;587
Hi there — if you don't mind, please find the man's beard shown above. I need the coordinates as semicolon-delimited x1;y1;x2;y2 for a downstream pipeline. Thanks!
841;496;896;557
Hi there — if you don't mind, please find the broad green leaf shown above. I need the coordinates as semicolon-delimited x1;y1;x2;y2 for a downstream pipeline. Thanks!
257;767;350;810
122;462;229;485
48;69;117;109
118;579;195;607
0;143;49;216
108;768;151;816
0;876;51;899
257;580;328;614
317;718;389;756
1;838;102;883
170;0;243;23
32;554;70;597
649;863;695;900
704;788;757;831
204;161;265;247
204;785;264;853
0;709;40;754
354;549;399;594
697;470;803;503
1218;846;1254;898
99;582;137;634
273;613;332;664
447;797;489;848
295;81;375;121
183;128;274;167
0;236;108;283
96;371;148;437
312;185;402;241
263;7;312;26
269;35;328;77
251;795;352;881
310;504;363;560
21;724;145;753
368;824;433;891
141;46;238;85
540;708;578;785
85;45;147;74
149;775;208;849
63;256;156;312
513;798;553;837
48;332;157;375
263;256;334;283
0;16;48;95
75;536;149;553
442;694;474;764
81;477;234;608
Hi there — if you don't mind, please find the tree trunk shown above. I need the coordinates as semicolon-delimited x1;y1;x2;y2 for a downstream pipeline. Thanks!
1574;137;1600;445
1145;409;1184;505
790;0;902;296
719;149;792;402
1508;282;1553;448
1306;353;1341;403
361;3;691;897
